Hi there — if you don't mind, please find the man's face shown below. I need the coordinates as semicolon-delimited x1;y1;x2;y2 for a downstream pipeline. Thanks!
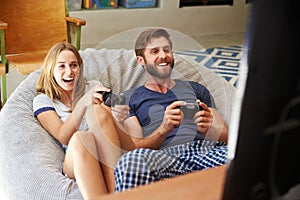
138;36;174;79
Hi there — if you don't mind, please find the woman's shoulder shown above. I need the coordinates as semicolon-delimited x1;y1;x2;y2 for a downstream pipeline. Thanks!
33;93;54;111
33;93;51;103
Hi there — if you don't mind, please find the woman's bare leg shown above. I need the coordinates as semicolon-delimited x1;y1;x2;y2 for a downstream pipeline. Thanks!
85;104;123;192
64;131;108;199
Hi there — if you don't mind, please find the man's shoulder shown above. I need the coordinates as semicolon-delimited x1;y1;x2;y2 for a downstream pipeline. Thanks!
175;79;206;88
124;85;144;95
123;85;145;102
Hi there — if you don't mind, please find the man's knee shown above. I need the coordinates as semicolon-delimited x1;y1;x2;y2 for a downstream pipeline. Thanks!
115;148;156;172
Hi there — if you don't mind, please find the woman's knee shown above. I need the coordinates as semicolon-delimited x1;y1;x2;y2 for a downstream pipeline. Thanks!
69;131;98;160
86;104;113;127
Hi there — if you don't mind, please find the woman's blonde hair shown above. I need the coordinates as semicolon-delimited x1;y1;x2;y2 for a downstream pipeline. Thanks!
36;42;86;108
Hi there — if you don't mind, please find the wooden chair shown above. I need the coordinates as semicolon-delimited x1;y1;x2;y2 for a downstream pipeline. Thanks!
0;0;86;105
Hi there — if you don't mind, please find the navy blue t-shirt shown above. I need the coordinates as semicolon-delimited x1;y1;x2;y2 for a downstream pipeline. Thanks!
124;79;215;148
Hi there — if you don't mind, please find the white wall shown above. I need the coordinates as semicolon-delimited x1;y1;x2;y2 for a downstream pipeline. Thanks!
70;0;250;49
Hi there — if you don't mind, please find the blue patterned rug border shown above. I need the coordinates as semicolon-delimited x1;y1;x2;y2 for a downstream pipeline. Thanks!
174;45;244;87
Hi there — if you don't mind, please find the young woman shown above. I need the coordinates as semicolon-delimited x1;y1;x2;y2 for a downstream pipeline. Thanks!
33;42;134;199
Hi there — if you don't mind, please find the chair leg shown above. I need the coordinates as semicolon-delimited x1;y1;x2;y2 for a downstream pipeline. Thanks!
0;77;2;110
1;29;7;106
0;89;2;110
1;73;7;105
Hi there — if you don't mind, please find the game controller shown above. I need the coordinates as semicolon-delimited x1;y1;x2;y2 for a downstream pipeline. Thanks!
97;91;125;107
180;102;201;119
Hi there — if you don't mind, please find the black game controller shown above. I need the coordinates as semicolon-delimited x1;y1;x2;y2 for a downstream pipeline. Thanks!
97;91;125;107
180;102;201;120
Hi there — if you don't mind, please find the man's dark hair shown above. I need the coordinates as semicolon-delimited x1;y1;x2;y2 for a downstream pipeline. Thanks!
135;28;173;57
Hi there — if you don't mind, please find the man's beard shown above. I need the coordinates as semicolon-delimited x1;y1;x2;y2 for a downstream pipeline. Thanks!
145;60;174;79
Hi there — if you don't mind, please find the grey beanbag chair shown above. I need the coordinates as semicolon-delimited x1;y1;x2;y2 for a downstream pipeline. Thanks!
0;48;236;199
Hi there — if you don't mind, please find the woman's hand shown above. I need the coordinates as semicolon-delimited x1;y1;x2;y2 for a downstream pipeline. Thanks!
80;84;111;107
93;85;111;105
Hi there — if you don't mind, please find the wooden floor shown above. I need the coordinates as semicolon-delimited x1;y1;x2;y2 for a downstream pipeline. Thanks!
101;165;228;200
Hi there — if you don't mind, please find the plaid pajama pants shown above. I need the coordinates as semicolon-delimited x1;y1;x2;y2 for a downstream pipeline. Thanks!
114;140;227;192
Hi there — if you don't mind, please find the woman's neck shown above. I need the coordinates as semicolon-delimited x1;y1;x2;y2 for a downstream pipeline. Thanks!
61;91;73;107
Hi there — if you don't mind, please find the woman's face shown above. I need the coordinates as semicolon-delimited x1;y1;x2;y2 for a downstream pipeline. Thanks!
53;49;80;92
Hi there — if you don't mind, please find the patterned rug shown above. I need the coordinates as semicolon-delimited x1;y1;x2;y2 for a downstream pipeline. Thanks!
174;45;244;87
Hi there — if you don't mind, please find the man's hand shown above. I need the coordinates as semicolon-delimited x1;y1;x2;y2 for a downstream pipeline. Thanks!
193;101;213;134
160;101;185;134
112;105;130;123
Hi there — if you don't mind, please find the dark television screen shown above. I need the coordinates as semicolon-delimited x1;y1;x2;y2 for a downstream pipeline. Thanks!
222;0;300;199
